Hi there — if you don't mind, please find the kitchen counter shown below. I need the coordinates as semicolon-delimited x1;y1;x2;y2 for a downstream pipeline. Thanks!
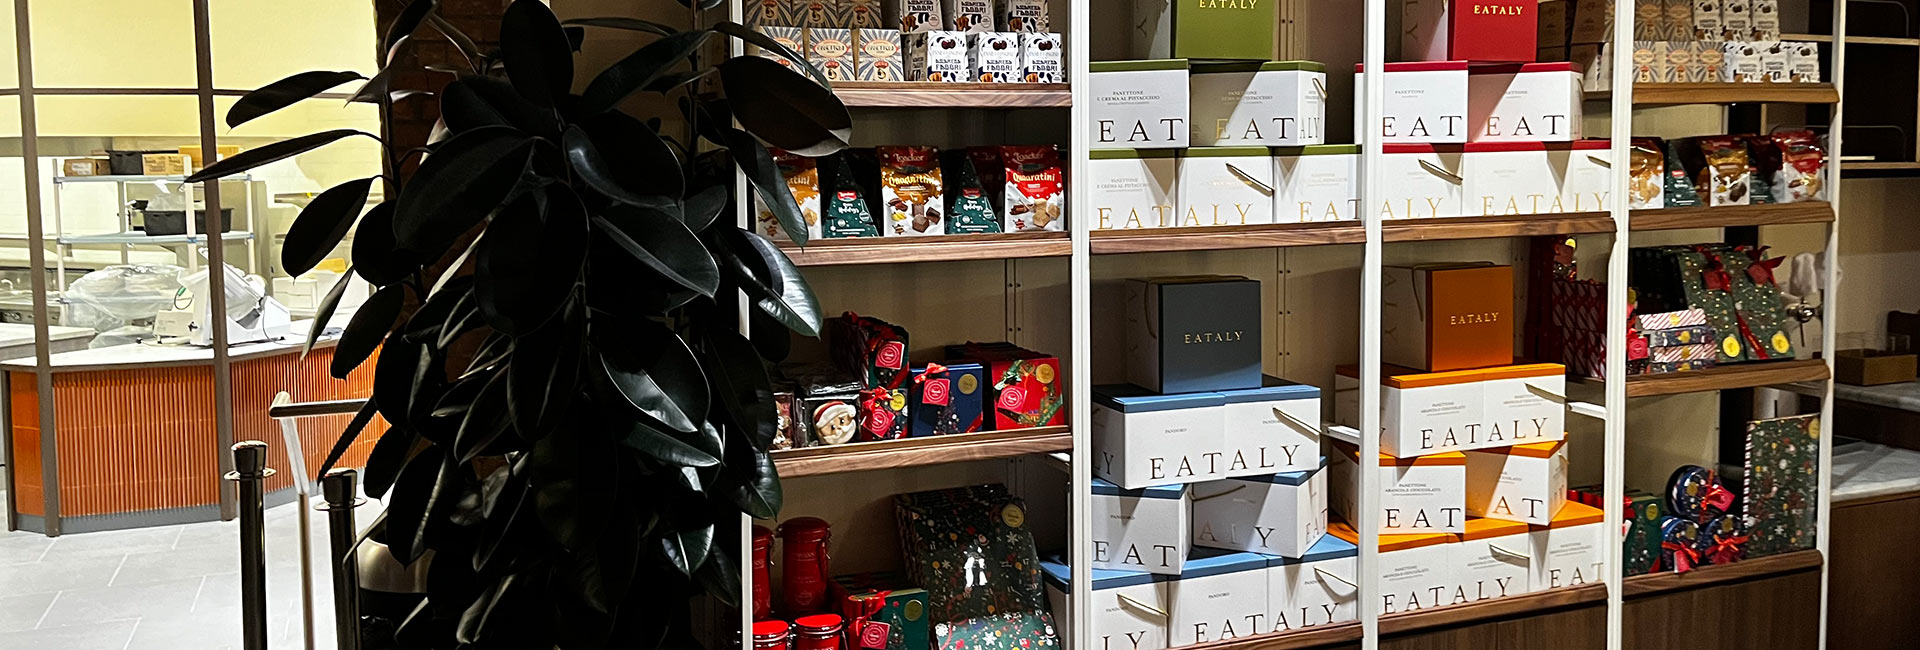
0;323;94;360
0;320;335;372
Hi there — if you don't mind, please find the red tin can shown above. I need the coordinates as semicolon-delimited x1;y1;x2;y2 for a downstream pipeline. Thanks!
778;517;832;616
792;613;845;650
752;525;775;620
752;620;790;650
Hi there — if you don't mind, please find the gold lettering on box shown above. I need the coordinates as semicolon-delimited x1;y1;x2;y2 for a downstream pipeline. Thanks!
1446;312;1501;326
1471;3;1525;14
1197;0;1260;8
1181;330;1247;344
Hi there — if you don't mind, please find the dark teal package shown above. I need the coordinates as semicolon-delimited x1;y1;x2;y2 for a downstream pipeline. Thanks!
910;362;987;436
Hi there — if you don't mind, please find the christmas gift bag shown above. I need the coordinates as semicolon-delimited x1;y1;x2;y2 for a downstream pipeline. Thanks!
831;313;914;440
1743;414;1819;557
894;485;1050;625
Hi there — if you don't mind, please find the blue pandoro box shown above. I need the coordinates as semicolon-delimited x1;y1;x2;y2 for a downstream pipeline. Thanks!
909;362;987;436
1124;276;1263;394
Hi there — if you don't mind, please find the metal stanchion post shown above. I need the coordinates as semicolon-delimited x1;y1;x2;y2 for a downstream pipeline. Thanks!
227;441;274;650
319;468;364;650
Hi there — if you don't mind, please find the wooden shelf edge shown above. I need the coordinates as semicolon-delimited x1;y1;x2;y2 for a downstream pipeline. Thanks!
1383;212;1613;241
1586;83;1840;105
1180;622;1364;650
1623;358;1831;398
1623;549;1824;598
833;81;1072;108
777;232;1070;266
1377;583;1609;636
1092;222;1364;254
772;426;1071;477
1630;202;1834;231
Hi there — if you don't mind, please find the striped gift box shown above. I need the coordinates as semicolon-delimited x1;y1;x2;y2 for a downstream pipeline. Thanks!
1645;324;1715;347
1636;308;1708;331
1648;359;1713;374
1651;343;1718;363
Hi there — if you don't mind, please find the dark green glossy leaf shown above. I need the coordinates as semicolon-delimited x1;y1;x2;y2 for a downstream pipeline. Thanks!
748;307;793;363
401;275;473;343
501;0;573;106
507;302;582;441
681;183;728;232
374;341;427;429
730;447;782;520
184;129;373;183
457;574;517;644
477;188;585;335
591;210;717;298
454;371;512;462
384;0;438;63
473;467;530;574
583;235;698;320
282;177;373;277
332;283;406;379
690;421;725;463
678;0;727;8
228;71;364;128
598;325;708;433
695;531;742;606
711;21;830;88
618;420;720;467
301;269;356;358
561;16;678;35
660;521;713;576
579;110;684;199
716;126;806;246
441;76;556;135
386;447;452;563
579;30;711;114
704;329;776;450
350;202;418;287
719;56;851;157
392;126;535;257
315;398;381;476
363;426;418;499
562;125;676;206
564;25;586;51
346;64;400;105
720;227;822;337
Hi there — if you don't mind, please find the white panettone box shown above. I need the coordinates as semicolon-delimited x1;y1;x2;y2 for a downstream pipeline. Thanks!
1330;523;1461;614
1266;532;1359;632
1530;501;1606;590
1190;61;1328;147
1354;61;1470;144
1457;517;1536;602
1090;149;1179;230
1274;145;1361;223
1328;440;1467;535
1377;144;1465;219
1169;550;1272;645
1216;376;1323;476
1467;63;1584;142
1042;559;1172;650
1178;148;1276;227
1335;362;1566;459
1192;461;1328;558
1091;60;1191;149
1092;384;1226;488
1094;478;1192;575
1465;440;1570;525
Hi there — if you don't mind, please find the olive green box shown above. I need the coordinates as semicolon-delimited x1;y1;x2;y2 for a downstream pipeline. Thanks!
1131;0;1275;62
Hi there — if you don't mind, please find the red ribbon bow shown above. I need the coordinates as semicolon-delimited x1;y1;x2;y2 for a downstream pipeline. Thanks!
860;387;895;435
1748;255;1785;287
1707;534;1749;565
914;363;949;383
1703;484;1736;513
1662;540;1702;573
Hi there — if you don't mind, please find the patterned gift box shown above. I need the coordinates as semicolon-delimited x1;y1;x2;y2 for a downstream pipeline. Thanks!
1647;359;1712;374
1744;414;1818;557
1666;464;1733;523
1629;245;1797;364
834;572;931;650
751;26;809;71
858;387;911;441
945;342;1065;429
830;312;912;390
935;612;1060;650
1644;324;1715;346
1659;516;1703;572
1650;343;1717;363
893;485;1053;631
1637;308;1708;330
910;362;988;436
841;0;885;27
1698;514;1746;565
1626;491;1664;575
855;28;905;81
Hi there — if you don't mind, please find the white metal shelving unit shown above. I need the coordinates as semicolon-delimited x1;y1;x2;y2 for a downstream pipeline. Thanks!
45;171;258;290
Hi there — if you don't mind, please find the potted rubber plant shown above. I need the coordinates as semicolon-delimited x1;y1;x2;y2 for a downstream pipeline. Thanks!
187;0;846;646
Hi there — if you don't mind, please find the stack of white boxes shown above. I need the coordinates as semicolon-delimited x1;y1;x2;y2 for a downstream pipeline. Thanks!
745;0;1062;83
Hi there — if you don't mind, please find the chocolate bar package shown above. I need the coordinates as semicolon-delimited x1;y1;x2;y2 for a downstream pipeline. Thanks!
834;573;931;650
942;0;994;31
998;0;1048;31
907;31;970;82
1658;139;1703;206
944;342;1066;429
824;155;882;238
1001;145;1065;231
891;0;943;31
756;149;823;241
941;150;1002;233
911;362;989;436
878;146;947;235
1743;414;1818;557
1020;32;1063;83
970;32;1022;82
855;28;906;81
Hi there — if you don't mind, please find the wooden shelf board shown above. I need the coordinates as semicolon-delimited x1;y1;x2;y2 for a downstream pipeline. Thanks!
1784;32;1920;46
1843;161;1920;171
1092;221;1363;254
1621;358;1831;398
833;81;1071;108
777;231;1069;266
1179;622;1364;650
1587;83;1840;105
1383;212;1614;241
1623;549;1824;598
772;426;1071;477
1378;583;1609;636
1630;202;1835;231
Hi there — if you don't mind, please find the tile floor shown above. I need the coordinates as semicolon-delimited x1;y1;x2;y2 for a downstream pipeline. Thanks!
0;488;385;650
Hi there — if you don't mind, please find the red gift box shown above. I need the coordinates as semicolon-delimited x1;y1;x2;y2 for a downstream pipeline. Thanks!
943;342;1065;430
1404;0;1538;63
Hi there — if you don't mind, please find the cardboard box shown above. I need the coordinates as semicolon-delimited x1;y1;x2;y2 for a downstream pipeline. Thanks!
744;0;783;27
1329;523;1460;614
800;0;833;26
1334;362;1567;458
1721;0;1752;39
1266;533;1360;632
178;145;240;169
1382;264;1514;372
1169;550;1271;644
1835;349;1918;386
1631;41;1663;84
1528;501;1606;589
1788;41;1821;82
1193;462;1329;558
1663;40;1694;82
1464;142;1581;215
1178;148;1275;227
1094;479;1192;574
908;362;987;435
1635;0;1666;39
1663;0;1696;39
1124;276;1263;394
1570;43;1612;91
832;573;930;650
62;158;111;177
1132;0;1276;61
998;0;1048;32
942;0;993;31
779;0;810;25
1561;140;1615;212
1404;0;1538;62
1377;144;1466;218
1691;0;1723;40
1539;0;1570;46
751;25;808;71
890;0;943;31
845;0;884;27
1020;32;1063;82
806;27;856;81
1465;440;1570;525
1722;40;1763;82
1355;62;1471;144
1217;377;1323;476
142;153;187;176
1092;384;1227;488
1570;0;1613;43
1759;40;1791;82
1752;0;1780;39
1329;440;1468;534
968;31;1021;82
1041;560;1171;650
1468;63;1583;143
1090;60;1191;149
1695;42;1727;82
855;28;906;81
1275;145;1362;222
1190;61;1328;147
942;342;1064;429
1457;517;1536;600
1088;149;1178;230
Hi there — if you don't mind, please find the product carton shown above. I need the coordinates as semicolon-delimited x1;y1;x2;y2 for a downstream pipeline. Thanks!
1132;0;1276;61
744;0;782;27
942;0;993;31
908;362;987;436
1189;61;1328;147
1570;0;1613;43
1381;264;1513;372
1562;140;1615;212
1334;362;1567;458
1404;0;1539;62
1266;533;1360;632
906;31;970;81
1691;0;1723;40
1722;40;1763;82
845;0;885;27
1377;144;1466;218
1758;40;1790;82
998;0;1048;32
1274;145;1362;222
1457;517;1535;601
1721;0;1752;39
1329;523;1461;614
1539;0;1570;45
1092;384;1227;489
969;31;1022;82
780;0;811;25
1635;0;1666;39
890;0;943;31
62;158;111;177
1752;0;1780;39
807;28;856;81
1091;60;1191;149
142;153;187;176
1001;145;1066;231
832;574;930;650
1124;276;1263;394
751;26;808;71
942;342;1064;429
1788;41;1820;82
1089;149;1178;230
1465;440;1569;525
1020;32;1064;82
1217;377;1323;476
1169;550;1272;645
877;145;946;235
1354;62;1471;144
1529;501;1606;589
800;0;833;27
855;28;906;81
1177;148;1275;227
1328;440;1468;534
1193;461;1329;557
1663;40;1694;82
1463;142;1611;215
1664;0;1696;39
1094;479;1193;575
1041;560;1171;650
1468;63;1583;142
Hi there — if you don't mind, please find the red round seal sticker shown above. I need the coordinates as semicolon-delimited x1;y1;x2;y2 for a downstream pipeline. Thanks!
997;385;1027;410
876;341;905;369
865;408;894;433
922;378;951;405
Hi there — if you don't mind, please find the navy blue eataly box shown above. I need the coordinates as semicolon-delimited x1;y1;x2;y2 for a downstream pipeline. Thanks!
1124;276;1262;394
909;362;987;436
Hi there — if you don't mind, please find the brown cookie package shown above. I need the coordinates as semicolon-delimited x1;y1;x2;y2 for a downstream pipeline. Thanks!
878;146;947;236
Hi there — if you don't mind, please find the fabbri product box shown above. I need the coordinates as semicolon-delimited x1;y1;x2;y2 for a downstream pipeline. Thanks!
1177;147;1275;227
890;0;943;31
969;32;1022;82
1041;560;1172;650
1382;263;1513;372
1189;61;1328;147
832;573;930;650
1467;63;1583;143
1328;440;1468;534
854;28;906;81
1091;60;1191;149
1193;460;1329;558
909;362;987;436
1131;0;1276;62
1354;62;1470;144
1217;377;1323;476
1457;517;1535;602
1020;32;1064;83
1377;144;1466;218
1089;149;1178;230
906;31;970;81
1334;362;1567;458
1125;276;1263;394
1464;440;1569;525
1169;550;1272;646
1266;533;1359;632
1404;0;1538;63
999;0;1049;31
1092;384;1226;488
1529;501;1605;589
1329;523;1460;614
1274;145;1362;223
1094;478;1192;575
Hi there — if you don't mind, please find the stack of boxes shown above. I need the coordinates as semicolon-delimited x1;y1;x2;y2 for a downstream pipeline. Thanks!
1538;0;1823;87
747;0;1062;83
1326;264;1605;614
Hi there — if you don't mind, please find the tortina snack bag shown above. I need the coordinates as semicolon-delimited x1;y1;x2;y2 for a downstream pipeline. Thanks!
1001;145;1064;232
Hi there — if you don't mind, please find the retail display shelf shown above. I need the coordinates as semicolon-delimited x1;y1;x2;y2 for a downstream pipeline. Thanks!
776;231;1070;266
1615;358;1831;398
771;425;1071;477
1091;213;1614;254
1631;202;1835;231
1623;549;1825;598
1378;583;1609;635
1178;622;1364;650
59;231;255;245
51;173;251;184
1586;83;1840;105
831;81;1072;108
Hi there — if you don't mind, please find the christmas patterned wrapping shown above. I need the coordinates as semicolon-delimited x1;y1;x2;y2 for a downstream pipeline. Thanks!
1650;343;1718;363
1636;308;1708;331
830;313;913;391
1659;516;1704;573
1698;514;1747;566
859;387;912;441
1666;464;1735;523
833;573;930;650
1629;244;1797;364
1647;359;1712;374
893;484;1055;644
910;362;989;436
934;611;1060;650
1743;414;1819;557
1643;324;1716;347
945;342;1066;429
1626;491;1665;576
1549;278;1609;379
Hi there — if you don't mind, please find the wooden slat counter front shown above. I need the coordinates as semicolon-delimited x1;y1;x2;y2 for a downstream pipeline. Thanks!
4;324;386;535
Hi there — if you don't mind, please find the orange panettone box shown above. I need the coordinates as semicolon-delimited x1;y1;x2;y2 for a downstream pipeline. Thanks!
1383;263;1515;372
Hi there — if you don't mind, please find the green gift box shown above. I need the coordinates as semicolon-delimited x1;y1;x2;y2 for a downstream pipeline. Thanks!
1625;490;1664;576
1131;0;1276;62
834;572;930;650
1744;414;1819;557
